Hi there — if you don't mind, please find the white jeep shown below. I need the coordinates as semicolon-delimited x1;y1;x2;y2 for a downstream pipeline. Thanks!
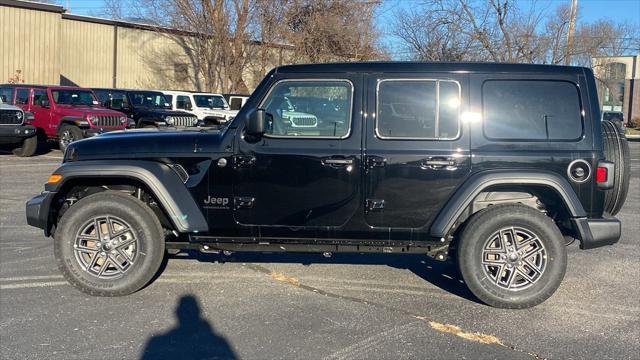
160;90;238;125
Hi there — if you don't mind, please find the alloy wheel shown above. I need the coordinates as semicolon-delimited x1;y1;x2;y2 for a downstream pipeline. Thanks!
480;227;547;291
73;215;138;279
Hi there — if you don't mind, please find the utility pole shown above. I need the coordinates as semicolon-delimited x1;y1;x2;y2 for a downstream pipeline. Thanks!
565;0;578;65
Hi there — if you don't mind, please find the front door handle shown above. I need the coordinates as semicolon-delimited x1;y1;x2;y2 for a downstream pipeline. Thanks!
321;157;354;166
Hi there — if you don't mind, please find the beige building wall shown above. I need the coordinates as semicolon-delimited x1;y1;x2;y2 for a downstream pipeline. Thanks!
1;0;293;92
0;5;59;84
59;18;114;87
116;27;197;90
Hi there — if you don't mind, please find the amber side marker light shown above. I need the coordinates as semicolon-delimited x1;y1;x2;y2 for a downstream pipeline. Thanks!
47;174;63;184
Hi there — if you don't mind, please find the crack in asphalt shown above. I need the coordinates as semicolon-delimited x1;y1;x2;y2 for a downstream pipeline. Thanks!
244;263;549;360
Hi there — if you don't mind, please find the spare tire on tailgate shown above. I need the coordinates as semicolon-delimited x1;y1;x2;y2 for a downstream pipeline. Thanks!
601;120;630;215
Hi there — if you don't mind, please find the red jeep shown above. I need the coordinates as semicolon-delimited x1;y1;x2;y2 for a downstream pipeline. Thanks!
0;85;130;151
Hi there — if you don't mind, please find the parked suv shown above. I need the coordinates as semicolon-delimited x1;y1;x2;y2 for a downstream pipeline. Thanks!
26;63;630;309
161;90;237;125
0;96;37;156
0;85;129;151
93;88;199;128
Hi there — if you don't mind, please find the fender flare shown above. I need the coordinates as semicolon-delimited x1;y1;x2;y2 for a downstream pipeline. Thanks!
58;116;88;129
429;170;587;238
47;160;208;233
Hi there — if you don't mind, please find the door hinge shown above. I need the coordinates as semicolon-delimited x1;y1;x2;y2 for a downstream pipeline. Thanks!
234;196;255;209
366;199;385;212
234;155;256;168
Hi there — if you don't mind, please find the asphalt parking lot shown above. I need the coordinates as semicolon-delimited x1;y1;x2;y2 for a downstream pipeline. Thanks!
0;143;638;360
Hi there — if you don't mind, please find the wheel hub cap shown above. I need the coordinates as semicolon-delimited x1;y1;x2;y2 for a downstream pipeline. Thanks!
481;227;547;291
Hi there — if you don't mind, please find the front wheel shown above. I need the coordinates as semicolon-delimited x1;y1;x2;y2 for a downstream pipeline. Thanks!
456;204;567;309
58;124;83;152
54;191;165;296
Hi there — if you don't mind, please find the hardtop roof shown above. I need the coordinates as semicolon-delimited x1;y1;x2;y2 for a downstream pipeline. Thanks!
274;61;587;75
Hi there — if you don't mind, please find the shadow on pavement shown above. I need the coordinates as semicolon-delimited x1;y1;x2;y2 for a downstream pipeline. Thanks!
140;294;237;360
170;251;480;304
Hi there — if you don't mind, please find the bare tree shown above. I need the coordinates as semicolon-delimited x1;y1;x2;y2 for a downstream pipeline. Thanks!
390;0;639;65
105;0;257;93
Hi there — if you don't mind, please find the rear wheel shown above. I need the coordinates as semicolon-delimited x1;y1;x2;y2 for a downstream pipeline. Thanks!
54;191;165;296
12;135;38;157
58;124;83;152
456;204;567;309
601;120;630;215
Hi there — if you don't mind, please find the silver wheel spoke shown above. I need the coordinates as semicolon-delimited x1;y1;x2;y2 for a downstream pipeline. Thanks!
504;268;517;289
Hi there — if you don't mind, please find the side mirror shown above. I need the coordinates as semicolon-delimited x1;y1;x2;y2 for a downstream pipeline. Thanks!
246;109;265;136
0;95;6;102
40;99;49;107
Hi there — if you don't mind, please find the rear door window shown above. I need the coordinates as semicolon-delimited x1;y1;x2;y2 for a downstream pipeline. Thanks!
482;80;583;141
376;79;461;139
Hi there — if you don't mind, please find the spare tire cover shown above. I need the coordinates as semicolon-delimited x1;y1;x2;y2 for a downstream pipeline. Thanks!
601;120;630;215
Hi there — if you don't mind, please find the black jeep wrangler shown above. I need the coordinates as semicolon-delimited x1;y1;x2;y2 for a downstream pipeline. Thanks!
26;63;630;308
92;88;200;128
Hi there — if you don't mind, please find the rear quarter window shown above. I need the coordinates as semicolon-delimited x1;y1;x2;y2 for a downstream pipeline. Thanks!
482;80;583;141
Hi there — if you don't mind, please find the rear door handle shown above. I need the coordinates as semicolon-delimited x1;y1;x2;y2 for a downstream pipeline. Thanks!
422;157;458;169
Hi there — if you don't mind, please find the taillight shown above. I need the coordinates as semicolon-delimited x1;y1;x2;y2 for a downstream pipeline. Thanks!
596;161;614;189
596;166;607;183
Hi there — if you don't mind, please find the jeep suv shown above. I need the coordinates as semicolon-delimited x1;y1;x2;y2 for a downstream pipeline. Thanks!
93;88;199;128
0;96;37;156
161;90;237;125
0;85;129;151
26;63;630;308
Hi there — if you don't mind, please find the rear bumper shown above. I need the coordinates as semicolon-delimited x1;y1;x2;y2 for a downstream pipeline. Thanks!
26;191;57;236
572;217;621;249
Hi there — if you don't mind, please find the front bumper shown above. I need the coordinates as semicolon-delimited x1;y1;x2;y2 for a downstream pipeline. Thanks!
572;217;621;249
0;124;37;144
83;127;126;138
26;191;57;236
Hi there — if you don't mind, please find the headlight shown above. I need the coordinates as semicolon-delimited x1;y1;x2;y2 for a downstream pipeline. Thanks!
165;116;174;125
227;116;234;121
119;116;128;124
192;118;199;126
87;115;98;124
15;111;23;120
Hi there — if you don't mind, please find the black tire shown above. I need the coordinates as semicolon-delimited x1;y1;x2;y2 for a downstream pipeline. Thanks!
601;120;630;215
54;191;165;296
12;135;38;157
457;204;567;309
58;124;84;152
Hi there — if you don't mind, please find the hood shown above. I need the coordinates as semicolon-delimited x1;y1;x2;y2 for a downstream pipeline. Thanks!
55;105;125;117
65;127;230;162
0;103;23;111
199;108;238;116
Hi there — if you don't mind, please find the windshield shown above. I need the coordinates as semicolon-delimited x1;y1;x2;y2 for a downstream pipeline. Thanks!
194;95;228;109
128;91;168;108
51;90;97;106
